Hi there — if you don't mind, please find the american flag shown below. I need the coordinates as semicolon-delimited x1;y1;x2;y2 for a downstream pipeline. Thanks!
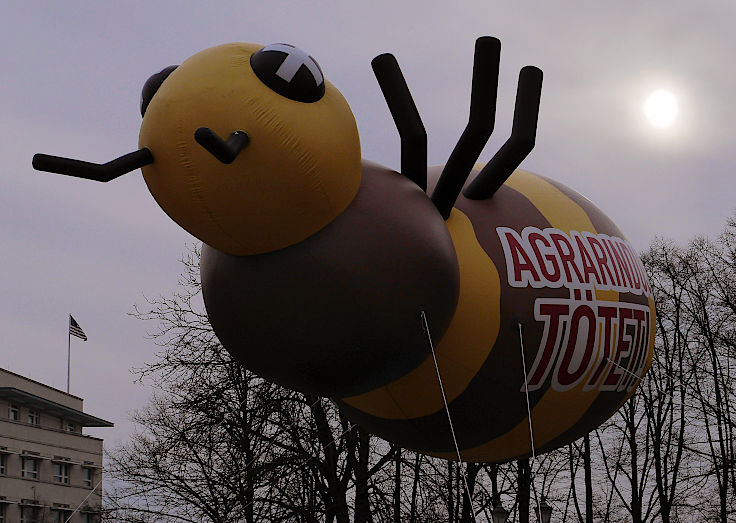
69;315;87;341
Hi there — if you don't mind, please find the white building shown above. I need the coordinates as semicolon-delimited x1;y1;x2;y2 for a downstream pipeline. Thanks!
0;367;112;522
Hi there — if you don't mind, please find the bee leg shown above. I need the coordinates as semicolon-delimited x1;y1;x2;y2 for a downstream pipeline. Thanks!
372;53;427;192
431;36;501;219
463;66;543;200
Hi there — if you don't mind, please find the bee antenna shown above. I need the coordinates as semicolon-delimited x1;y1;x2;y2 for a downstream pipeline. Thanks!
372;53;427;191
431;36;500;220
32;148;154;182
463;65;543;200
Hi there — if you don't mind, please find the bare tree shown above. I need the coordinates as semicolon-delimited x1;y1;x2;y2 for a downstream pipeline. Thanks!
106;212;736;521
641;239;706;521
105;246;487;523
104;247;395;522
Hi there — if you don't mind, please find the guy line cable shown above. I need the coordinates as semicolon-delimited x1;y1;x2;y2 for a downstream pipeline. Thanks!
519;322;543;523
421;310;477;523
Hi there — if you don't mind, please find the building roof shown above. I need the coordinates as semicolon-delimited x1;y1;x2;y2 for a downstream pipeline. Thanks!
0;367;84;401
0;387;113;427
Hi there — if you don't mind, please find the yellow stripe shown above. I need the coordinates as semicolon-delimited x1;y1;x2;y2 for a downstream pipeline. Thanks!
341;208;501;418
503;169;596;234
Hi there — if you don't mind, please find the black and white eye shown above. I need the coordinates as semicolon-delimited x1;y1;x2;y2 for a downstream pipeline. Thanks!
250;43;325;103
140;65;179;117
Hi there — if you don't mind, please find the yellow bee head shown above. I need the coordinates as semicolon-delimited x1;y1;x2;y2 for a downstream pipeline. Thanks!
34;43;362;256
139;43;361;255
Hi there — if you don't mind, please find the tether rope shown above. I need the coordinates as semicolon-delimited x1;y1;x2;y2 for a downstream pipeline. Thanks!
606;357;645;384
421;310;477;523
518;322;543;523
64;476;103;523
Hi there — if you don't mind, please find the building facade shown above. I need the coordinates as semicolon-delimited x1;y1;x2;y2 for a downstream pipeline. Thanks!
0;368;112;522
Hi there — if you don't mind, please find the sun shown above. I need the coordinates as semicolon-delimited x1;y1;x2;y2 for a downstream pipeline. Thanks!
643;90;678;128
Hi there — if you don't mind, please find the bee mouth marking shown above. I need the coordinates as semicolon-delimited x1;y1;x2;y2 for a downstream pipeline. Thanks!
194;128;250;164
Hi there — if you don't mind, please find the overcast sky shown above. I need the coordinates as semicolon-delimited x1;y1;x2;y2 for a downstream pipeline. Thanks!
2;1;735;448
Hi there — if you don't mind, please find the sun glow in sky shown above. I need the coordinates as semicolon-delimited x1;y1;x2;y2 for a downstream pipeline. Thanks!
643;89;679;128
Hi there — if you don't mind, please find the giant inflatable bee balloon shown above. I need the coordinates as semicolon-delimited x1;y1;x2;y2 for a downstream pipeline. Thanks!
34;37;655;463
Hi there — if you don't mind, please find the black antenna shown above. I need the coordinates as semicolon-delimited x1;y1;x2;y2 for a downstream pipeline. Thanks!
194;128;250;164
430;36;500;220
463;66;543;200
372;53;427;191
32;148;154;182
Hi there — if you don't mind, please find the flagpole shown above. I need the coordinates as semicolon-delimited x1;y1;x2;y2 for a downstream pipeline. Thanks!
67;315;71;394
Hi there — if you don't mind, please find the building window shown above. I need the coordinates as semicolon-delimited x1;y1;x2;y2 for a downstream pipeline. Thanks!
83;467;94;488
21;457;38;479
20;506;39;523
0;454;5;475
53;462;70;484
0;503;5;522
27;410;39;425
65;421;75;432
52;509;73;523
51;506;71;523
9;404;19;421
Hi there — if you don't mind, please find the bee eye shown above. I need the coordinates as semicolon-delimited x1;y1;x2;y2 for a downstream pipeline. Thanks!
140;65;179;117
250;43;325;103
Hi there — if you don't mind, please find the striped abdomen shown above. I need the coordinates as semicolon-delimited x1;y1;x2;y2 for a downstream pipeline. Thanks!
338;166;655;463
